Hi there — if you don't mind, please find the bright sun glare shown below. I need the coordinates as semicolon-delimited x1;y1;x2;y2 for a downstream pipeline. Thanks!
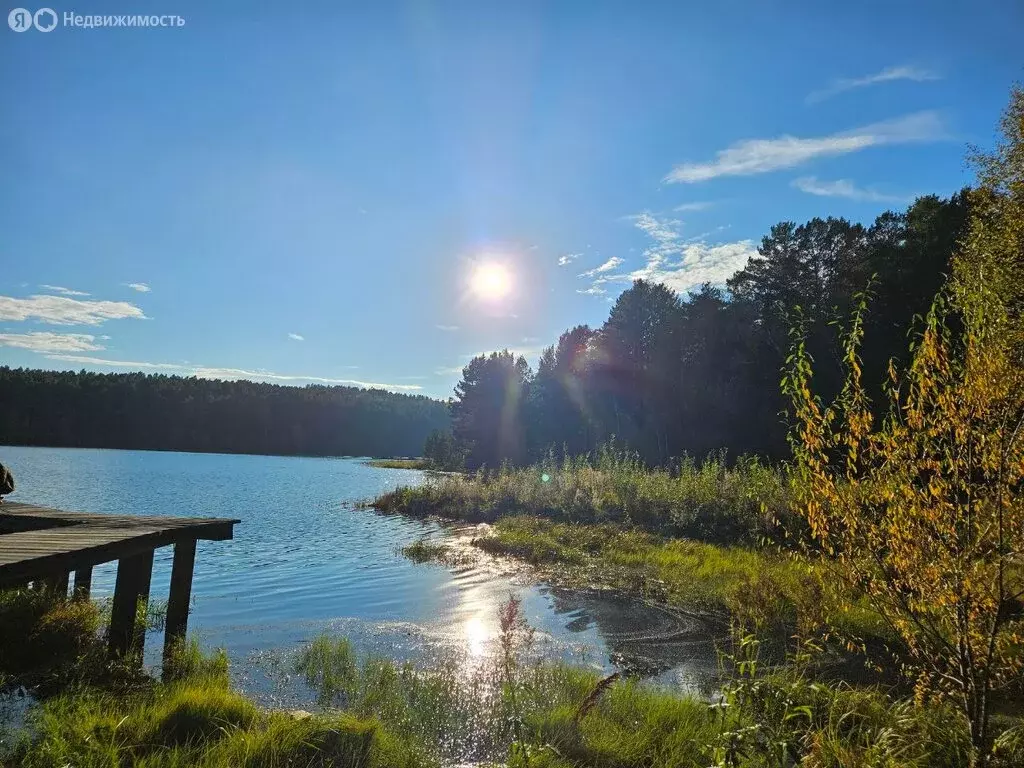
464;616;489;657
470;262;512;301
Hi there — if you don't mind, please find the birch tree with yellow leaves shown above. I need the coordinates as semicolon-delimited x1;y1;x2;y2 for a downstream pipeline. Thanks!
784;86;1024;765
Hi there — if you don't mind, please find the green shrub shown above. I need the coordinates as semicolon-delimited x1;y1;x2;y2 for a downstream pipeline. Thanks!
0;588;104;694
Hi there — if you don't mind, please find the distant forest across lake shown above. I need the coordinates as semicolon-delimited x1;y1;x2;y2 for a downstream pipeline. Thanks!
0;367;450;458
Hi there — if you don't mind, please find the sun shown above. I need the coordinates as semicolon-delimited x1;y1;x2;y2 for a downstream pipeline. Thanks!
470;262;512;300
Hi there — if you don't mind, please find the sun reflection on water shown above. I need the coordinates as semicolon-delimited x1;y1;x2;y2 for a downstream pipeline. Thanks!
463;615;491;657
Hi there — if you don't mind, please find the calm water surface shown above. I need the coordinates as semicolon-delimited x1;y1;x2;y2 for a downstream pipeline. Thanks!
1;446;719;702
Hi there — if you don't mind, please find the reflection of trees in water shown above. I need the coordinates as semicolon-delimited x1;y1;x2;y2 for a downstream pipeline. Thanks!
544;586;721;682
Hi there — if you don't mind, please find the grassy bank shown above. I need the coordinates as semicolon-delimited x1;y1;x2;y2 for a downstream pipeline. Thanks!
366;458;430;470
405;517;883;644
371;453;864;635
6;589;1015;768
13;647;429;768
484;518;847;631
374;450;794;543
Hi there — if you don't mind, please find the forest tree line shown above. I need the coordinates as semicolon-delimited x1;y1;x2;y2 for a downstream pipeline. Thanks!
0;191;971;467
435;190;972;470
0;368;450;458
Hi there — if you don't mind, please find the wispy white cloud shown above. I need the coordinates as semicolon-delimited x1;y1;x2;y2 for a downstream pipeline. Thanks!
576;211;682;299
435;324;460;331
579;257;624;278
664;111;946;183
42;354;422;391
557;253;581;266
630;240;756;294
126;282;151;293
43;355;181;371
434;365;464;376
577;211;756;298
672;201;714;212
39;285;90;297
190;367;422;391
288;332;305;341
0;331;105;353
455;345;547;365
631;211;685;247
792;176;909;203
629;211;756;291
807;65;940;103
0;294;147;326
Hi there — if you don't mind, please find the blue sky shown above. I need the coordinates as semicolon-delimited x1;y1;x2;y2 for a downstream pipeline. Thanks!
2;1;1021;399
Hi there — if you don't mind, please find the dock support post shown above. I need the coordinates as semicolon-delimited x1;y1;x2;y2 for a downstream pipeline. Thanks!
162;539;197;673
108;551;154;660
73;566;93;600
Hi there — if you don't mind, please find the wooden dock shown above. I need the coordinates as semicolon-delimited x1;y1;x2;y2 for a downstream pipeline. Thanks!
0;502;239;666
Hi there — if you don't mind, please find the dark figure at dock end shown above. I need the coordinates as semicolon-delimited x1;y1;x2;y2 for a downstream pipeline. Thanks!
0;463;14;501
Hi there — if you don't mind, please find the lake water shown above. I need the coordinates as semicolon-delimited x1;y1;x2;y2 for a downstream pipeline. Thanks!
0;446;720;703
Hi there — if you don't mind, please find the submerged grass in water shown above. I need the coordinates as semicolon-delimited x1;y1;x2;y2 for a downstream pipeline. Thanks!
400;539;471;567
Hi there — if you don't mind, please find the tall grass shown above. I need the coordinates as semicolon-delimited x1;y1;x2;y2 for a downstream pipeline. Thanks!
19;641;1015;768
13;665;430;768
290;629;720;766
291;626;1021;768
5;589;1019;767
374;448;794;544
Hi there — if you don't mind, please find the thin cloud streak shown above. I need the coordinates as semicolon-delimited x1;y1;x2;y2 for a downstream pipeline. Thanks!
288;333;305;341
0;331;104;353
664;111;946;183
434;365;464;376
126;282;151;293
792;176;910;203
42;354;423;391
579;257;624;278
467;346;545;361
39;285;90;296
557;253;581;266
807;65;940;103
0;294;147;325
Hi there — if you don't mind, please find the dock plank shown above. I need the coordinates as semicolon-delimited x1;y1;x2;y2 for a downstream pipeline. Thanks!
0;502;239;586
